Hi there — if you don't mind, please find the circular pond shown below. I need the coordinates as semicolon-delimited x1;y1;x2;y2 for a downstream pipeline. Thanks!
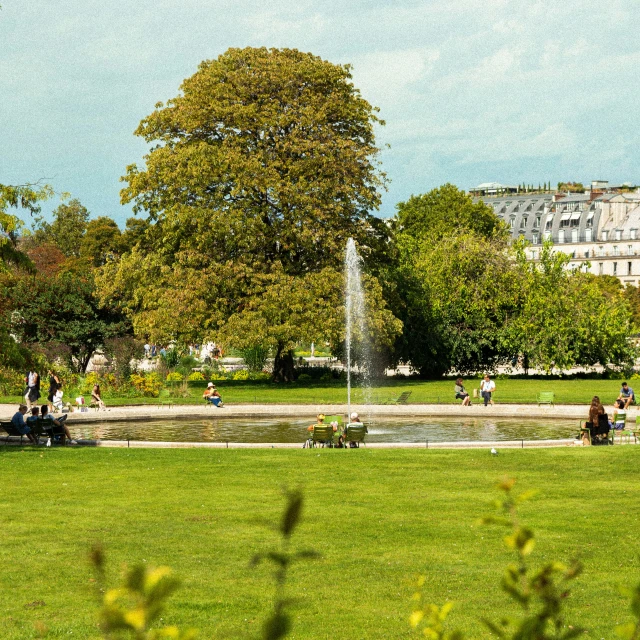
67;417;579;444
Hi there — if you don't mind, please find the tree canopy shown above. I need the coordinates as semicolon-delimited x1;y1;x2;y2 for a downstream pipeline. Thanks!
98;46;400;379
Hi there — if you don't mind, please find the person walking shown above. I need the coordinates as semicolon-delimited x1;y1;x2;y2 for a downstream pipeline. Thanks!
47;370;61;412
24;370;40;410
480;374;495;407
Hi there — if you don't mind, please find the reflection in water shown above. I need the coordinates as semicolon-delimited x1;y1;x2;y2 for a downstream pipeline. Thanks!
67;417;579;444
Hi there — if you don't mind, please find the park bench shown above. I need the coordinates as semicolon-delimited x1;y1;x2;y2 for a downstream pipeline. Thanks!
537;392;555;407
0;420;30;444
37;417;68;445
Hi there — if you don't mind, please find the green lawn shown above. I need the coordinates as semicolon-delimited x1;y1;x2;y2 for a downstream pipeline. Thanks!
1;446;638;638
1;377;632;407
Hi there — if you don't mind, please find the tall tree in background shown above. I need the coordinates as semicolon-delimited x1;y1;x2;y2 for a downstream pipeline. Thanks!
100;47;400;380
80;216;122;266
391;185;513;376
32;198;89;257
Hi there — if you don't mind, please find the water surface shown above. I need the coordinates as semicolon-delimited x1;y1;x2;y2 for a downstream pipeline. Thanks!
67;417;579;444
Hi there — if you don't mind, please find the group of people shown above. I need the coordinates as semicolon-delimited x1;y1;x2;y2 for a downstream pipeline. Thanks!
24;369;65;412
454;375;496;407
583;382;636;445
304;412;365;448
11;403;77;445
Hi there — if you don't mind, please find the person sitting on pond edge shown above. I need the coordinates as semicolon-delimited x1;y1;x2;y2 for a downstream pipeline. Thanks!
618;382;635;409
204;382;224;407
480;375;495;407
454;378;471;406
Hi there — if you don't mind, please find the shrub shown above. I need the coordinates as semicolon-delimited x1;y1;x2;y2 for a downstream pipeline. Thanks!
248;371;271;381
130;372;163;397
240;346;270;373
319;373;332;382
297;373;312;383
0;367;25;395
103;336;144;379
187;371;205;381
166;371;185;383
232;369;250;381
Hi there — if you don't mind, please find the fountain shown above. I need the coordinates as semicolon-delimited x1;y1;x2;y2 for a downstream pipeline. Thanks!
345;238;372;420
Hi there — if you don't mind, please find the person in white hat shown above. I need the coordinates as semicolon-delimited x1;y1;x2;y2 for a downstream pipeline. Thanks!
203;382;224;407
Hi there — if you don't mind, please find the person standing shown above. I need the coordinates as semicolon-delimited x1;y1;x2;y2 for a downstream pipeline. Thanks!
24;370;40;410
480;374;496;407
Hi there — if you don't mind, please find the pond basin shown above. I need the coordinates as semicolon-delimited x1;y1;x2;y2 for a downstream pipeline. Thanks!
67;417;580;444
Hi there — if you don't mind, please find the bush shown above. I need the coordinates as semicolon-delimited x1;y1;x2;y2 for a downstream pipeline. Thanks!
187;371;205;381
297;373;312;383
0;367;24;395
319;373;332;382
232;369;250;381
248;371;271;381
166;371;185;383
130;372;163;397
240;346;270;373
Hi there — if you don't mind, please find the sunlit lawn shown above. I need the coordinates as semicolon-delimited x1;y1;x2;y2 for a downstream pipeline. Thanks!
0;446;638;638
0;377;631;406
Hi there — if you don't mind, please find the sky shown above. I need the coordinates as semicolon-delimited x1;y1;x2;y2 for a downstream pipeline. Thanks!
1;0;639;226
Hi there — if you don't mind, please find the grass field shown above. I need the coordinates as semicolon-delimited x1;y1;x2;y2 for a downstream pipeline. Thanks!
1;377;634;408
1;446;638;638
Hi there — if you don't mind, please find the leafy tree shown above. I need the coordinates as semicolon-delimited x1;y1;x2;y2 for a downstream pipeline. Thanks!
80;216;122;266
7;268;131;372
100;46;400;380
502;240;634;372
390;185;511;376
0;182;52;273
33;197;89;257
121;217;151;252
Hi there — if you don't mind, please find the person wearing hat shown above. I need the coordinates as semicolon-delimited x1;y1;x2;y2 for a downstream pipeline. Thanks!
304;413;338;447
203;382;224;407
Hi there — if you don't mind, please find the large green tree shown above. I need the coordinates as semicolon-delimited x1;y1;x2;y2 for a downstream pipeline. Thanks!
80;216;122;266
390;185;513;376
99;47;400;380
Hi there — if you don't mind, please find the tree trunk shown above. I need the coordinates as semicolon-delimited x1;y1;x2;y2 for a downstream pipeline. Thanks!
273;343;295;382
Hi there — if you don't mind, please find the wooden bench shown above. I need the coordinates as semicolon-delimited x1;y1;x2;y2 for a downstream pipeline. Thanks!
537;392;555;407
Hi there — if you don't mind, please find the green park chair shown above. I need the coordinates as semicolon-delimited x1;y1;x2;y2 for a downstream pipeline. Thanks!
384;391;412;405
344;423;367;448
311;424;335;448
537;391;555;407
579;421;591;445
37;416;67;445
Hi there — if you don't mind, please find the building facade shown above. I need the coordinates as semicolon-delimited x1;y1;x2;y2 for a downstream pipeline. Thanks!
472;183;640;285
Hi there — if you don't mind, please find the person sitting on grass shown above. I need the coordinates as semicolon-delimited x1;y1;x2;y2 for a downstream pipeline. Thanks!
454;378;471;406
11;404;38;444
612;399;627;430
618;382;635;409
41;405;76;445
203;382;224;407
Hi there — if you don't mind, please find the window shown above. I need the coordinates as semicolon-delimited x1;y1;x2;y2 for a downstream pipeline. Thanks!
520;216;528;230
545;218;553;231
629;262;633;276
585;228;593;242
631;229;638;240
586;214;594;227
629;245;634;256
613;262;618;276
532;233;539;245
616;229;622;240
613;246;619;256
534;216;541;228
558;229;565;243
598;245;604;257
602;230;609;240
571;228;578;242
509;216;515;229
599;263;604;275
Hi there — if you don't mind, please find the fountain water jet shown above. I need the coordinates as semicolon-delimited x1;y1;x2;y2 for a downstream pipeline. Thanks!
345;238;372;420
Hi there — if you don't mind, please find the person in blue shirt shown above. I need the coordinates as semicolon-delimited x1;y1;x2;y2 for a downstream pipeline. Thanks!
11;405;37;444
618;382;636;409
